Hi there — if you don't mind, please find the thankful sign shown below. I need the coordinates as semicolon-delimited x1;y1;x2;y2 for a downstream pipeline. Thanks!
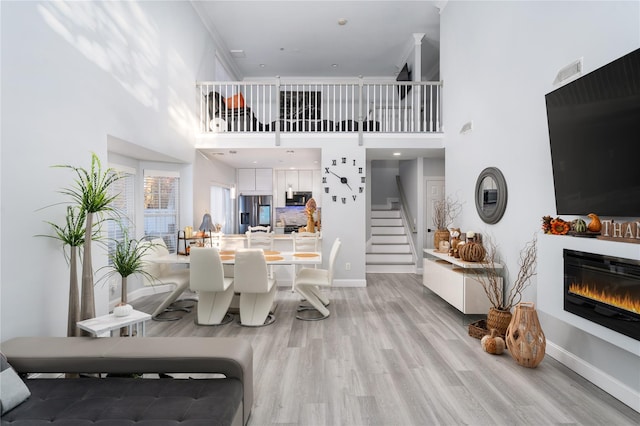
598;219;640;244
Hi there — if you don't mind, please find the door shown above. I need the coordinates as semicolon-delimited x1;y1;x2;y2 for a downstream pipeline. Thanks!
424;177;445;249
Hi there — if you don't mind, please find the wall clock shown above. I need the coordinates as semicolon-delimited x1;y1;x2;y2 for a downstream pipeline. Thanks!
323;157;365;203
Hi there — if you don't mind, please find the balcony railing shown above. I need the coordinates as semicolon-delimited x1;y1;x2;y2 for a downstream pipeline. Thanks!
197;80;442;134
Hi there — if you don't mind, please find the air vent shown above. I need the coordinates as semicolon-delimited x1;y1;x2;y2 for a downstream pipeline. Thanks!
554;58;583;86
230;50;246;58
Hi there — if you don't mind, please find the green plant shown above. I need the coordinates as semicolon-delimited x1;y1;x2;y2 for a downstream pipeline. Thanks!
99;232;157;305
55;153;121;323
38;206;87;336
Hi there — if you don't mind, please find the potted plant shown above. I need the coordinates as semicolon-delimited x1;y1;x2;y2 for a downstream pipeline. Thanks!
99;231;157;315
55;153;120;324
432;196;462;250
473;235;537;336
38;206;88;336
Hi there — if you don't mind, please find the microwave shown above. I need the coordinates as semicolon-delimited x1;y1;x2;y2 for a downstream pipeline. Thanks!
285;191;312;206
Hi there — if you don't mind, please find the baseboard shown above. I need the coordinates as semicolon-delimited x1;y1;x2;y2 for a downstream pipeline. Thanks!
547;340;640;413
333;279;366;287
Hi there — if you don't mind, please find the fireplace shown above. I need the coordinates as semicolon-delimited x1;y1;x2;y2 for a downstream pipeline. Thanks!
563;249;640;340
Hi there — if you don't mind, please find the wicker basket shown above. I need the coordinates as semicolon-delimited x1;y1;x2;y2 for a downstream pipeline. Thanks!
487;307;512;337
468;319;490;339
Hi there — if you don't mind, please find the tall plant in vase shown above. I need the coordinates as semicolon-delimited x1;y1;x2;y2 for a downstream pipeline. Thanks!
473;235;537;336
98;232;157;333
432;196;462;250
38;206;87;336
55;154;120;325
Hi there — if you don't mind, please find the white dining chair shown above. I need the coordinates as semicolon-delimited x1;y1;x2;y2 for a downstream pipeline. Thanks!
245;230;275;250
291;231;321;252
189;247;234;325
291;231;321;290
294;238;341;321
233;248;277;326
141;238;193;321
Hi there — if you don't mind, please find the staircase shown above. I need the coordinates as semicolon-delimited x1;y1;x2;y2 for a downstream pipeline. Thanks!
366;209;415;273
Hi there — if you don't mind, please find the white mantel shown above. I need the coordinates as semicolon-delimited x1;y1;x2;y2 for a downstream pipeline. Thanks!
537;233;640;355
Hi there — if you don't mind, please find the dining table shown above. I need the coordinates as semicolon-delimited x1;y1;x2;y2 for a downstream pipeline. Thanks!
152;249;323;291
153;250;322;266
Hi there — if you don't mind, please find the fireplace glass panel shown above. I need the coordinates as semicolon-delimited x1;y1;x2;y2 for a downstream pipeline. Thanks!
563;249;640;341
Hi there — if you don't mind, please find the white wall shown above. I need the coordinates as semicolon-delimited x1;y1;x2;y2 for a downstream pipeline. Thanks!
321;142;367;287
192;152;236;229
370;160;400;205
441;0;639;408
1;1;216;340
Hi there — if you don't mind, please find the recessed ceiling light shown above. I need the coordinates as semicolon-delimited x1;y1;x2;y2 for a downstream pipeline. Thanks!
393;152;401;156
338;18;348;26
331;64;338;68
259;64;266;68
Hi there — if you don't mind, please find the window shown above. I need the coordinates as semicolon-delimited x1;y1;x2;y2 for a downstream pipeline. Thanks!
144;170;180;252
107;165;136;265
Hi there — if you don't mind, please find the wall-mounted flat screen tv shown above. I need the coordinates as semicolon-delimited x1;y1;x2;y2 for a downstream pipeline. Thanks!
545;48;640;217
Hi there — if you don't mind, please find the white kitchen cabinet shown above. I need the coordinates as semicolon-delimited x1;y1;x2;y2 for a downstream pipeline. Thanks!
238;169;256;191
238;168;272;193
285;170;299;192
298;170;313;191
255;168;273;191
423;249;502;314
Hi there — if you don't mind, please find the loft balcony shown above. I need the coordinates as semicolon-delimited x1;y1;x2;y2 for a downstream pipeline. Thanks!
196;80;443;142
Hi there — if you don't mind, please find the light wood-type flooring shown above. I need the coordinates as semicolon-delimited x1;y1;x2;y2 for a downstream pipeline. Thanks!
133;273;640;426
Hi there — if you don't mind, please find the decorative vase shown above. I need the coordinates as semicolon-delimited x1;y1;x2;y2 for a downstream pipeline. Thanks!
505;302;546;368
113;303;133;317
306;212;316;233
433;229;450;251
486;307;512;337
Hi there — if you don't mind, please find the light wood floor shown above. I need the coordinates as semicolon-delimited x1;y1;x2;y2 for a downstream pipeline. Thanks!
133;273;640;426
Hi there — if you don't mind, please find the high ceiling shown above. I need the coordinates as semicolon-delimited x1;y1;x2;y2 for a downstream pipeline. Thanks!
192;0;443;79
192;0;445;169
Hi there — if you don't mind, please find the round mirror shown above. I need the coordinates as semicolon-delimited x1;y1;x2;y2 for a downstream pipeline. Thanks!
475;167;507;224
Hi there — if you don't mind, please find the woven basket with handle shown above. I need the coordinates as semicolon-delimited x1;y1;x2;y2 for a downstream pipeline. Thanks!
487;307;512;337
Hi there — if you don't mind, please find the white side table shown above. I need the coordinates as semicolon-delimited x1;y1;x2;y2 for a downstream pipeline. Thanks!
77;309;151;337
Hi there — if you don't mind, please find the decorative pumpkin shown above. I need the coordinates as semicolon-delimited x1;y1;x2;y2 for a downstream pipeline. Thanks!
572;218;587;233
550;218;570;235
587;213;602;233
458;242;486;262
481;329;505;355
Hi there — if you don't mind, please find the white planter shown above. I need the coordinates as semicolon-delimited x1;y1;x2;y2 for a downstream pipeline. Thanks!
113;303;133;317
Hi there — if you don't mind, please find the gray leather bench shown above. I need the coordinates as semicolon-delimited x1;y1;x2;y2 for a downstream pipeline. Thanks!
0;337;253;425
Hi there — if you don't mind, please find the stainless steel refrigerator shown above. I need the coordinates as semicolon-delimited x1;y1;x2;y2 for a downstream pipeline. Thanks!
238;195;272;234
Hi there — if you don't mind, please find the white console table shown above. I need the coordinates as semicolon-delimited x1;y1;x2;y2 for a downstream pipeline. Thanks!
77;310;151;337
423;249;503;314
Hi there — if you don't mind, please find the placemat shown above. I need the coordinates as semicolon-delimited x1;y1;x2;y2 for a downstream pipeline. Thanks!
220;255;235;261
293;252;320;257
220;250;235;255
265;255;284;261
263;250;280;255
